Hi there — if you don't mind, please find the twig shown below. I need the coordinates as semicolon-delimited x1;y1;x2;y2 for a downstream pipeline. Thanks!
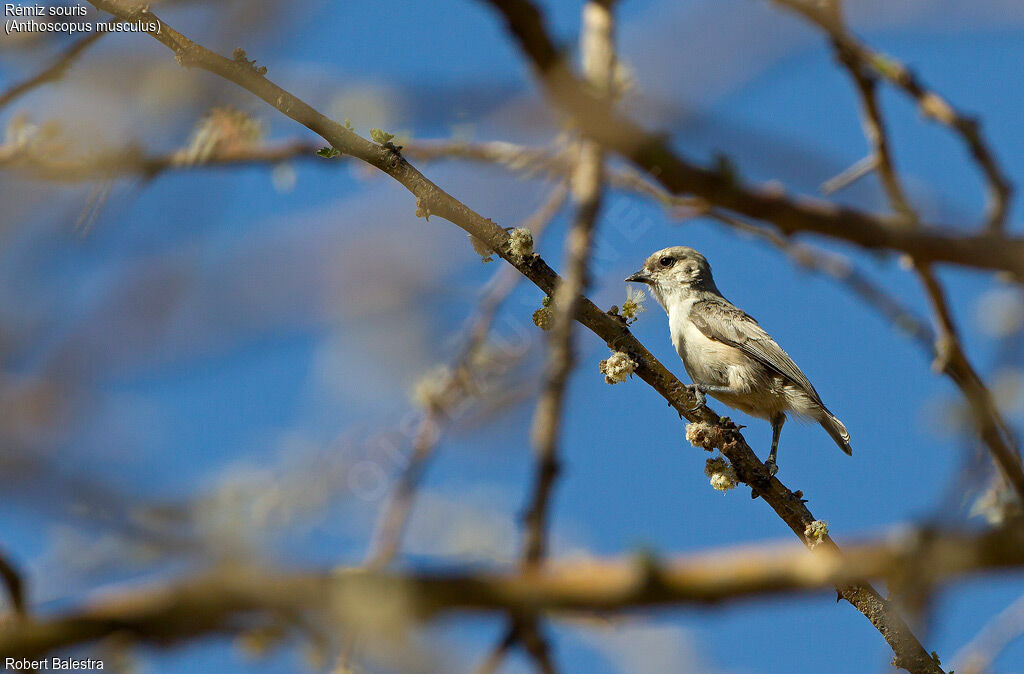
708;210;935;350
80;2;937;670
474;624;520;674
523;0;613;570
366;183;568;569
954;591;1024;674
507;5;617;671
772;0;1013;232
0;138;562;182
820;154;877;195
823;5;1024;506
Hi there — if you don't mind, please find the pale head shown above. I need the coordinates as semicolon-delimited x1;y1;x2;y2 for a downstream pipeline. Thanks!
625;246;720;309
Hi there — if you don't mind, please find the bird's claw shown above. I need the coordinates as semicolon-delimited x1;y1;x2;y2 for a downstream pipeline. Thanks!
764;458;778;477
687;385;706;412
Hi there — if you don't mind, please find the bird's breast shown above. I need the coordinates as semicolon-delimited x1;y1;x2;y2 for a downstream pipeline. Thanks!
668;308;737;386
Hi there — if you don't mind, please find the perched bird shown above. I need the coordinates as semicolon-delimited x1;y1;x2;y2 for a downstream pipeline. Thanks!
626;246;851;475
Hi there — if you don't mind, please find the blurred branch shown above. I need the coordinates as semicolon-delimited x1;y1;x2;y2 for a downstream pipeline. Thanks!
954;591;1024;674
366;182;568;569
523;0;613;573
0;129;942;363
477;0;1024;278
0;138;561;182
0;549;26;618
0;128;935;363
80;2;936;671
3;524;1024;660
501;3;618;670
822;2;1024;506
819;154;877;195
0;20;116;112
771;0;1013;232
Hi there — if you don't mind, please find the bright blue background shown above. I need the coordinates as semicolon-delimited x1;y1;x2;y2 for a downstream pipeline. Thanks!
2;0;1024;672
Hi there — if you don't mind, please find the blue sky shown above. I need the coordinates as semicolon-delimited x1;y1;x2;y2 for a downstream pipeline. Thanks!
2;0;1024;672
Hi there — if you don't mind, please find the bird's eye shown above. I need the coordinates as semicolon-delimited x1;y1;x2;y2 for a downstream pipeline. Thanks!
659;256;674;268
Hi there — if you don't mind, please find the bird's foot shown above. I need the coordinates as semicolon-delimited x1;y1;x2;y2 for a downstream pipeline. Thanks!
764;458;778;477
687;385;707;412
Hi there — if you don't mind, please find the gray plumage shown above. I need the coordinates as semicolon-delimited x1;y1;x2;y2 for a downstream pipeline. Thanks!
626;246;851;473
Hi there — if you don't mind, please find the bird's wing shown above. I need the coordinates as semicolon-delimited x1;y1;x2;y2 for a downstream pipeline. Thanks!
689;299;823;404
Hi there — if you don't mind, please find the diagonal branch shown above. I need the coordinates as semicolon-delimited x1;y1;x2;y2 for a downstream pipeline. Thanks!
81;2;938;671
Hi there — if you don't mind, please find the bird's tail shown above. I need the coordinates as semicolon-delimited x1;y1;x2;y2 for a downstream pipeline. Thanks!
818;409;852;456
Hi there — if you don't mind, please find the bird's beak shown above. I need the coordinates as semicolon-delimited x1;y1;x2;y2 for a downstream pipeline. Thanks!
625;269;653;284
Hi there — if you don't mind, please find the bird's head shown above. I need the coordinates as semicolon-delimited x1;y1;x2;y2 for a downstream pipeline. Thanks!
625;246;718;308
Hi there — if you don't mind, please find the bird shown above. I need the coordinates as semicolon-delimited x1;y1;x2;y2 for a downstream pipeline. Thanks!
625;246;851;475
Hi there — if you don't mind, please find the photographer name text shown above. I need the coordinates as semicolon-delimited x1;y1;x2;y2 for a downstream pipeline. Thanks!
5;658;103;670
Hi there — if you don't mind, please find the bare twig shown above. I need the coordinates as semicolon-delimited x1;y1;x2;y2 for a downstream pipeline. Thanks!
820;154;877;195
366;183;568;569
772;0;1013;232
523;0;613;570
954;591;1024;674
506;5;617;671
823;5;1024;506
80;2;937;670
0;138;562;182
708;210;935;350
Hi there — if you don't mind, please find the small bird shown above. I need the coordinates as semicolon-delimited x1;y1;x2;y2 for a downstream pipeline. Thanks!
626;246;851;475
